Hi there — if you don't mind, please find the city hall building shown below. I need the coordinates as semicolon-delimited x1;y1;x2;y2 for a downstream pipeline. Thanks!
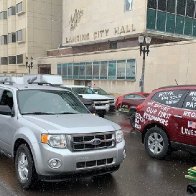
1;0;196;94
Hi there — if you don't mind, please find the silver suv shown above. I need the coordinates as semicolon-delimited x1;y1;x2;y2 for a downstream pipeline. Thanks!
0;83;125;189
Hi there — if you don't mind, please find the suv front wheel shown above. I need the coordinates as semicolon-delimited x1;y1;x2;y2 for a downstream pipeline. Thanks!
144;127;169;159
15;144;37;189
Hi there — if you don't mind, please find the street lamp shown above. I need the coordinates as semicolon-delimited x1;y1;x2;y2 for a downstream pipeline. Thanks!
26;57;33;74
138;35;151;92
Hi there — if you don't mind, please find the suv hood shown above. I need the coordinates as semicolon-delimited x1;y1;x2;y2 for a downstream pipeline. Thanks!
22;114;120;134
80;94;109;100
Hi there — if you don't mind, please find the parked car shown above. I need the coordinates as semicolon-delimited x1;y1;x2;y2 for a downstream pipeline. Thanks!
115;92;149;110
90;87;115;111
62;85;111;117
116;92;149;127
135;85;196;159
0;78;125;189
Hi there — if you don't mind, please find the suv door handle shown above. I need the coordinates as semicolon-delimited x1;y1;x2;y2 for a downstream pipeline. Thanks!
174;115;182;118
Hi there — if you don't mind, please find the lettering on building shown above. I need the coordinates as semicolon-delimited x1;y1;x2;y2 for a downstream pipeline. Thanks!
69;9;84;31
65;24;136;44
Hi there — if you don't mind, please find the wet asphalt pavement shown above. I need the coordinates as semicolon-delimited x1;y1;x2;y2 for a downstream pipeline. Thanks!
0;112;195;196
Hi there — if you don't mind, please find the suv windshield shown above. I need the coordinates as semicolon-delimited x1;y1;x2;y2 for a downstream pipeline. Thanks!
17;89;89;115
72;87;95;94
92;88;108;95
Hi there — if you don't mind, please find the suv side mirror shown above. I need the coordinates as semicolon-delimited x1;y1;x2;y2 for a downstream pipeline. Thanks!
0;105;13;116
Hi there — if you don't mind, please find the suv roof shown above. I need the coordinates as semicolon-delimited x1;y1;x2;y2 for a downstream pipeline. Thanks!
0;83;67;91
157;85;196;90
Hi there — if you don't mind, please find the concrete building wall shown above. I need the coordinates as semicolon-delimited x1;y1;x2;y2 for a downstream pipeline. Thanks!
0;0;62;74
38;40;196;96
62;0;148;46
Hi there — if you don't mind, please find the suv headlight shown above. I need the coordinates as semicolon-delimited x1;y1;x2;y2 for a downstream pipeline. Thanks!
116;130;124;143
41;134;67;148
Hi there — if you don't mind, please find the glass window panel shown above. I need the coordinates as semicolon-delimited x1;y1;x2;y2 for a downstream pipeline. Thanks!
16;2;22;13
67;63;73;79
1;57;8;65
93;62;99;79
158;0;166;11
167;0;176;13
17;54;23;64
79;63;85;79
147;9;156;29
86;62;92;79
62;64;68;78
73;63;79;79
157;11;166;31
57;64;62;75
175;15;184;34
184;17;193;35
177;0;186;15
125;0;133;11
193;19;196;36
100;61;107;79
148;0;157;9
108;61;116;80
126;59;136;80
9;56;16;64
8;7;16;16
16;30;22;41
117;60;126;79
186;0;194;17
166;13;175;33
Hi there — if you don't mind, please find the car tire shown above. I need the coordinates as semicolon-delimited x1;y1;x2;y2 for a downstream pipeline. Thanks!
129;112;135;129
15;144;37;189
144;127;170;159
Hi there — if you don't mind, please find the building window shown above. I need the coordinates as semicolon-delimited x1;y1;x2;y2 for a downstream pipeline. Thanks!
167;0;176;13
0;11;7;20
158;0;166;11
73;63;79;79
126;59;136;79
57;64;62;75
93;62;100;79
186;0;194;17
8;56;16;64
68;63;73;79
100;61;107;79
148;0;157;9
8;33;16;43
0;35;8;45
8;7;16;16
125;0;133;11
1;57;8;65
62;64;68;77
110;41;117;49
17;54;23;64
117;60;126;79
58;59;136;81
16;2;23;13
177;0;186;15
108;61;116;80
86;62;92;79
16;30;23;41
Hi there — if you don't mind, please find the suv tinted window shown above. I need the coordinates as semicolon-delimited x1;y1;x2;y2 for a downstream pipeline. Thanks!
152;90;186;107
182;91;196;110
124;94;144;99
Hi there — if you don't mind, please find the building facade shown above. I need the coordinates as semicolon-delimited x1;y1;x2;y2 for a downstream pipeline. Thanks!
1;0;196;95
0;0;62;74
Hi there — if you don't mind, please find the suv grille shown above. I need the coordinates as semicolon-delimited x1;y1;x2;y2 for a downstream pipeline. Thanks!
70;132;115;152
76;158;113;169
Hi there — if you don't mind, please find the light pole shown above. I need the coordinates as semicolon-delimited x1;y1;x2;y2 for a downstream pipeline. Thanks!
26;57;33;74
138;35;151;92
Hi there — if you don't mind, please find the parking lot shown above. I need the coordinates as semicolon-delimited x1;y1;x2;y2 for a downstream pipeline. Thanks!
0;111;195;196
